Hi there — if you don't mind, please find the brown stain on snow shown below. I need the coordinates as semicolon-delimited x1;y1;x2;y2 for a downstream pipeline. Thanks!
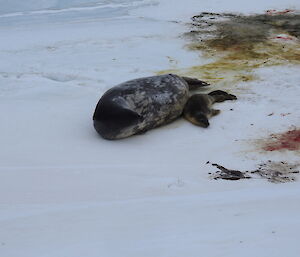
158;10;300;88
208;160;300;183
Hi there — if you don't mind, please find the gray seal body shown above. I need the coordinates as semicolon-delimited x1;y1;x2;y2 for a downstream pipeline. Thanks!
93;74;208;139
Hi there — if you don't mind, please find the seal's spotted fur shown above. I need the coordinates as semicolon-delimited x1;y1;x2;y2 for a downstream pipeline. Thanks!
93;74;209;139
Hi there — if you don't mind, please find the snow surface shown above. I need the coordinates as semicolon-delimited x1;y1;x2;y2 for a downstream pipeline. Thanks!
0;0;300;256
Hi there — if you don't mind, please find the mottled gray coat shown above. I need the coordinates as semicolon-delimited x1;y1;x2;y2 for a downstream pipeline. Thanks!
93;74;190;139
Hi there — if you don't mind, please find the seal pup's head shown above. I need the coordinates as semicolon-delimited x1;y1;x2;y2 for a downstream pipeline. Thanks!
183;94;212;128
184;111;210;128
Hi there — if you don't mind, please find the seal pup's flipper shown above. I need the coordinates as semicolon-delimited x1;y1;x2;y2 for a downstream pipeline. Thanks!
181;76;210;90
208;90;237;102
211;109;221;116
207;90;229;96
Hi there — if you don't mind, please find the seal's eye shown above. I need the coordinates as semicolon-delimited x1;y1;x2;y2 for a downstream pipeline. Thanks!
195;113;209;128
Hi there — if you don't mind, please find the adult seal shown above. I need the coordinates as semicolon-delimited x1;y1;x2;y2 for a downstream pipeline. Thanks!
93;74;209;139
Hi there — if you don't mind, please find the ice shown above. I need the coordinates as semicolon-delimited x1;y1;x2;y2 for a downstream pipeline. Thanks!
0;0;300;256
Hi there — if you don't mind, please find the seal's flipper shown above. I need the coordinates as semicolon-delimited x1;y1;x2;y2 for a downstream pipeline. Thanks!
182;76;210;90
208;91;237;103
211;109;221;116
208;90;228;96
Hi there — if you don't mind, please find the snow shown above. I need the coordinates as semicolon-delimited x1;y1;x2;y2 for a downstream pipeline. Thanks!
0;0;300;256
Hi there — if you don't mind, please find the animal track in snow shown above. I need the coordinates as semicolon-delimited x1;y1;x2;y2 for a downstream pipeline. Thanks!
41;73;77;82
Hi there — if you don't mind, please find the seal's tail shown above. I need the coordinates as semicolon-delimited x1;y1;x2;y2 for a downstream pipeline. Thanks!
182;76;210;90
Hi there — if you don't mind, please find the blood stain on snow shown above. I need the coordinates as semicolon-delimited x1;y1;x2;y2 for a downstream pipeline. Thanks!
263;129;300;151
266;9;295;15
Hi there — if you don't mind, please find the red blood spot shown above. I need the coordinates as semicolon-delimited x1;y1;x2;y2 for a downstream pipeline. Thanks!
263;129;300;151
266;9;294;15
275;36;294;40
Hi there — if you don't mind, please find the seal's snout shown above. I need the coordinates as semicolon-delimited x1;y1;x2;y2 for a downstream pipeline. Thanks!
195;113;210;128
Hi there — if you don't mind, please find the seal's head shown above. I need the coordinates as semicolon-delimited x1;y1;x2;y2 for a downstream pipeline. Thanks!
193;113;210;128
183;93;212;128
185;111;210;128
93;103;142;140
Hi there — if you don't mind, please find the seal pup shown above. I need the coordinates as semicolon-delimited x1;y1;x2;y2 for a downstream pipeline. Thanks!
93;74;209;139
183;90;237;128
